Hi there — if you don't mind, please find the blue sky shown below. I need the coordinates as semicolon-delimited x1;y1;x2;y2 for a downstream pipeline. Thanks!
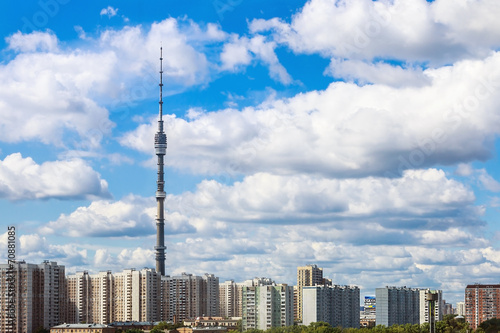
1;0;500;306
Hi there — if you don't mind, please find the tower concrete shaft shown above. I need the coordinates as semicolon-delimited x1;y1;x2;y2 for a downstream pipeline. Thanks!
155;47;167;276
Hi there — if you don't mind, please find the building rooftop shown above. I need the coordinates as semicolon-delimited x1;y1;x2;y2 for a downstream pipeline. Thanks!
53;324;109;328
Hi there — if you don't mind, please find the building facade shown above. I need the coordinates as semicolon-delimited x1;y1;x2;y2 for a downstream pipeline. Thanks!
302;285;360;328
0;261;65;333
456;301;465;316
419;289;443;325
296;264;324;322
67;268;162;324
242;284;294;330
163;273;220;322
375;286;420;327
219;280;243;318
465;284;500;330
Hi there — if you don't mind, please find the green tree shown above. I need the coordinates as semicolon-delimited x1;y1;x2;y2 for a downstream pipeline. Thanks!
125;329;144;333
150;328;164;333
479;318;500;333
33;327;50;333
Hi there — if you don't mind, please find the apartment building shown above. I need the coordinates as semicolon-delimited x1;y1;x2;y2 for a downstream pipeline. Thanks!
162;273;220;322
302;285;360;328
296;264;324;322
419;289;443;324
67;268;162;324
376;286;421;326
242;284;294;331
456;301;465;316
465;284;500;330
219;280;242;318
0;261;65;333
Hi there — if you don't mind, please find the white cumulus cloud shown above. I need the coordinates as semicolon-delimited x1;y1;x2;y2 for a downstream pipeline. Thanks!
0;153;110;200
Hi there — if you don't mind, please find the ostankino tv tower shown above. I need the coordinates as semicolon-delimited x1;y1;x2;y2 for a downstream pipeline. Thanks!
154;47;167;276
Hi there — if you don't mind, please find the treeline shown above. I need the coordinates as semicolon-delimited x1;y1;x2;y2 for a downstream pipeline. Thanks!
245;315;470;333
118;315;500;333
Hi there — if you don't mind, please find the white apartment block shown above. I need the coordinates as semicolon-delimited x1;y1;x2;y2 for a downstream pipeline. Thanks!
419;289;443;325
456;301;465;316
0;261;65;333
242;284;294;331
162;273;220;322
302;285;360;328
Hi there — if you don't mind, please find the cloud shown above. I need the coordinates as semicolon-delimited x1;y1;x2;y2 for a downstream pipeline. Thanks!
40;194;196;237
453;165;500;192
326;59;431;88
0;232;89;269
220;35;292;84
0;20;227;148
38;168;479;241
1;36;115;147
0;153;110;200
249;0;500;65
6;31;59;52
455;163;474;177
122;52;500;177
167;170;476;226
100;6;118;18
476;169;500;192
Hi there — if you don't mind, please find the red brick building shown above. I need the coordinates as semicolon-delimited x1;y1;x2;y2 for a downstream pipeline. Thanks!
465;284;500;329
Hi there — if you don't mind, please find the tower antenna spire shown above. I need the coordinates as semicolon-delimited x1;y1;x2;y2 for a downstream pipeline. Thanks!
154;46;167;276
159;45;163;120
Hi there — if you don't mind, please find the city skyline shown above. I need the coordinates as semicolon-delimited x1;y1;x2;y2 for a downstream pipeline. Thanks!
1;0;500;307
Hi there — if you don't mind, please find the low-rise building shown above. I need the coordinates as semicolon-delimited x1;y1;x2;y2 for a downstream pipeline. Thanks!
50;323;115;333
184;317;239;329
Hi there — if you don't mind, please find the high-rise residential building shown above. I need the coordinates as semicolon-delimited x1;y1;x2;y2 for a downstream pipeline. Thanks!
162;273;220;322
465;284;500;330
242;284;294;331
296;264;324;321
375;286;421;326
419;289;443;325
442;303;453;315
220;280;243;318
302;285;360;328
202;273;220;317
0;261;65;333
67;268;162;324
219;278;275;319
456;301;465;316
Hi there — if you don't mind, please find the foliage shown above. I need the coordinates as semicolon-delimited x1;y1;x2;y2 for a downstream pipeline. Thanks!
240;318;475;333
479;318;500;333
124;329;144;333
150;328;164;333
